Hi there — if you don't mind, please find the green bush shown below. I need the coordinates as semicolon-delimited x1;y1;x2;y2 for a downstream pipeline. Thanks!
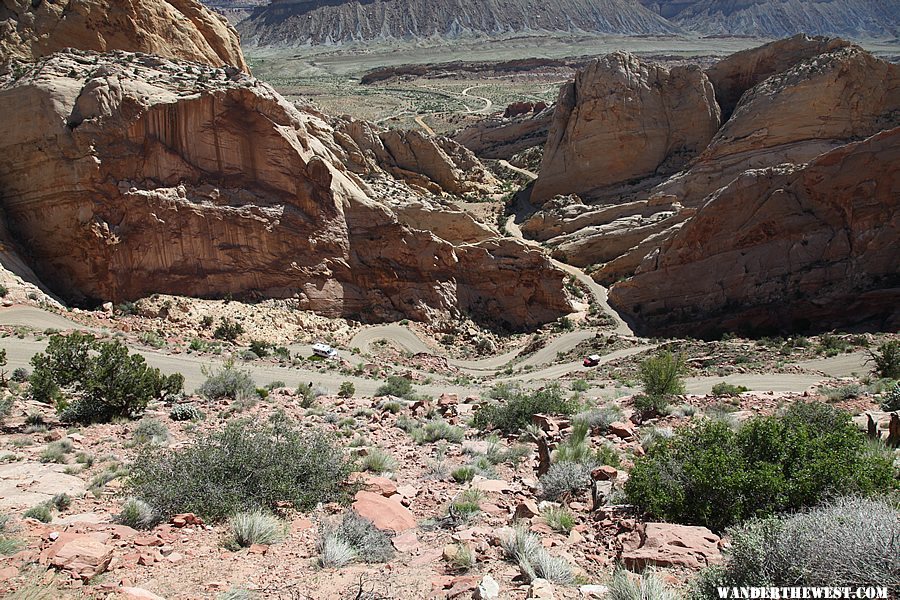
23;503;52;523
11;368;29;383
359;448;397;474
127;416;352;521
338;381;355;398
869;340;900;380
711;382;749;396
625;402;896;531
132;418;169;446
375;376;416;400
248;340;270;358
198;361;255;401
689;497;900;597
638;350;686;411
213;319;245;342
30;333;182;423
880;383;900;412
473;384;577;434
170;404;204;422
409;418;464;444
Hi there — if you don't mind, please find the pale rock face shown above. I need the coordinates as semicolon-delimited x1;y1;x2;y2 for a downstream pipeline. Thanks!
332;116;499;196
453;107;554;160
531;52;721;205
0;51;572;330
608;127;900;337
704;33;853;119
0;0;249;72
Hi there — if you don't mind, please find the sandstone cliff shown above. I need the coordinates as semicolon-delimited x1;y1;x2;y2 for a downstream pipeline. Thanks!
608;127;900;337
531;52;720;205
0;0;249;72
332;117;499;197
0;51;571;329
453;106;553;161
704;34;853;120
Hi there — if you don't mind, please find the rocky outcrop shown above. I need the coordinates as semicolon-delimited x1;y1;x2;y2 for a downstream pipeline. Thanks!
240;0;680;46
639;0;900;39
0;51;572;330
656;45;900;210
0;0;249;72
333;117;498;196
453;107;553;160
705;34;853;119
621;522;722;570
608;127;900;338
531;52;720;205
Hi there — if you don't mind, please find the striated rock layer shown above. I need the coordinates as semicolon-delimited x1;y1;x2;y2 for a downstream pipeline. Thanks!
531;52;720;205
0;51;572;329
608;128;900;338
0;0;249;72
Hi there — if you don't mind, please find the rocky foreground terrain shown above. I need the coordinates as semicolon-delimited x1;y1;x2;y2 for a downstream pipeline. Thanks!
0;0;898;598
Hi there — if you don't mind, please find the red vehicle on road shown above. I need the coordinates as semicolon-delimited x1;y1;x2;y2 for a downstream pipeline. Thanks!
583;354;601;367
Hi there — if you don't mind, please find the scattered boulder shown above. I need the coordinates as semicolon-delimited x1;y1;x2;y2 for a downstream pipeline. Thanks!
621;522;722;570
475;574;500;599
352;491;417;532
42;533;114;580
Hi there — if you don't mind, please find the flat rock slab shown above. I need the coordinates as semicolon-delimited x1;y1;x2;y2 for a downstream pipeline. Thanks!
621;522;722;570
0;462;86;510
352;490;417;532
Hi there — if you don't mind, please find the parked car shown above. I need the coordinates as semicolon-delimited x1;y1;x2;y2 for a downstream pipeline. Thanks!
312;343;338;359
583;354;601;367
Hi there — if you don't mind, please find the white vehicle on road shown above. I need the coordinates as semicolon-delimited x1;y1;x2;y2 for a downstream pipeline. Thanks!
311;343;338;359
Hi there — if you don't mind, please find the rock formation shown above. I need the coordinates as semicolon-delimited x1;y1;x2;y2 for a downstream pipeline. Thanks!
453;107;554;161
608;127;900;337
0;51;572;329
239;0;680;46
531;52;720;205
333;117;498;196
0;0;249;72
704;34;853;119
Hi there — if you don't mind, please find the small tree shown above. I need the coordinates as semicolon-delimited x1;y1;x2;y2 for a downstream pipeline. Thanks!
338;381;355;398
214;319;245;343
869;340;900;380
637;350;686;414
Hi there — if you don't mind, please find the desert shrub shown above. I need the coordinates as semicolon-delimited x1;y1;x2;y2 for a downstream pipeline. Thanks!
39;439;73;463
170;404;204;422
573;403;623;432
449;488;484;519
23;503;52;523
710;382;749;396
880;383;900;412
51;493;71;511
541;506;575;533
248;340;270;358
318;510;393;567
609;568;679;600
451;465;476;483
217;588;257;600
132;418;169;446
540;461;591;501
639;426;674;451
139;331;166;349
473;384;577;434
11;368;29;383
444;542;475;571
638;350;686;412
116;498;159;530
127;416;352;521
31;333;182;423
198;361;255;401
229;511;285;548
502;525;574;584
689;497;900;597
0;285;7;297
213;319;244;342
359;448;397;474
338;381;355;398
817;333;851;355
571;379;589;392
409;418;464;444
374;376;416;400
869;340;900;380
625;402;896;531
